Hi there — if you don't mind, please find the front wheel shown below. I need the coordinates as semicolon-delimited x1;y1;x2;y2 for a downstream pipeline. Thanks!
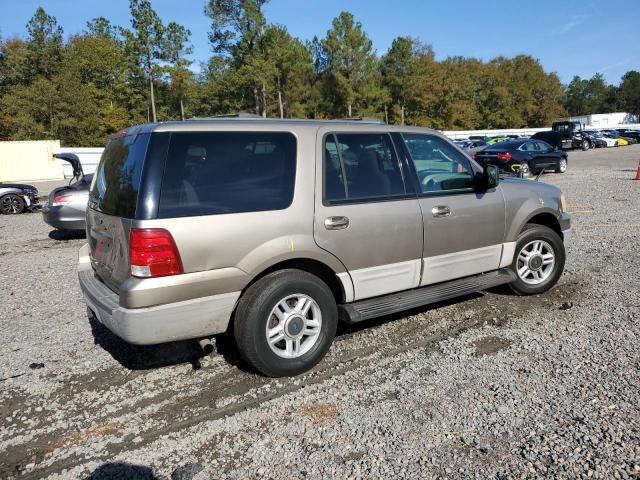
581;139;590;151
555;158;567;173
234;269;338;377
508;224;566;295
0;194;26;214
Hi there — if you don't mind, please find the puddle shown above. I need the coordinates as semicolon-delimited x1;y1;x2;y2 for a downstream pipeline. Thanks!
473;337;512;356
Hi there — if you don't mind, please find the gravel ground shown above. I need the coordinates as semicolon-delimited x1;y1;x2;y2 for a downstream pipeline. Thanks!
0;145;639;479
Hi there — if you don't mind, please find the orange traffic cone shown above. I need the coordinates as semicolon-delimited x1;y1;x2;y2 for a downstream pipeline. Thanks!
635;160;640;180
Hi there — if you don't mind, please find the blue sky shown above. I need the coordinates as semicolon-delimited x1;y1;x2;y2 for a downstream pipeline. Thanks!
1;0;638;84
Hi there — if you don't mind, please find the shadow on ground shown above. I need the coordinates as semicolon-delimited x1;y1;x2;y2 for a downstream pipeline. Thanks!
89;315;207;371
85;462;205;480
85;462;160;480
48;229;86;240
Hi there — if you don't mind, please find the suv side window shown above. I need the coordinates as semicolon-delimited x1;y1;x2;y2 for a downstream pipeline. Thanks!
158;132;296;217
402;134;474;192
323;133;405;203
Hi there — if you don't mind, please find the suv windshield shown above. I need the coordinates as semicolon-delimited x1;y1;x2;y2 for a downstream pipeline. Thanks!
89;132;150;218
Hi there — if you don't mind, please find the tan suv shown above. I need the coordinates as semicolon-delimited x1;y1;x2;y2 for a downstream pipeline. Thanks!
78;119;571;377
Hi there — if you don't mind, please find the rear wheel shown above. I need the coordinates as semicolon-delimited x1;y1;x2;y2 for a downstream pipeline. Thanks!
508;224;565;295
519;161;530;177
555;157;567;173
0;194;25;214
234;269;338;377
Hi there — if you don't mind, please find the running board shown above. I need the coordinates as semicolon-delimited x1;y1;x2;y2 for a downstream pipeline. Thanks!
338;269;515;324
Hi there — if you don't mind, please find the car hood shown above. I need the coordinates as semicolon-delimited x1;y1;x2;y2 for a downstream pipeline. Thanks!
0;182;37;191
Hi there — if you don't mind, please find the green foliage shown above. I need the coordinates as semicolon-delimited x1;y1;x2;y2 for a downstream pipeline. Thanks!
564;73;618;116
619;71;640;120
317;12;385;118
0;4;637;147
204;0;268;59
25;7;64;80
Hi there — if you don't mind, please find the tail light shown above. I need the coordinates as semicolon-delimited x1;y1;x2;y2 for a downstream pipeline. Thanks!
496;152;512;161
51;193;72;206
129;228;183;278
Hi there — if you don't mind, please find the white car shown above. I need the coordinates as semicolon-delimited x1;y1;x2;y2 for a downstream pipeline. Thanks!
585;131;617;147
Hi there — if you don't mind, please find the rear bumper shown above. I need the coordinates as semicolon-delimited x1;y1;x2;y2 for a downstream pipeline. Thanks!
77;245;239;345
43;206;86;230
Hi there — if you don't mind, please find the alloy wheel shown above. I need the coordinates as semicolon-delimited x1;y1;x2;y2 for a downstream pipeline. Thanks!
266;294;322;359
516;239;555;285
558;159;567;173
0;195;24;214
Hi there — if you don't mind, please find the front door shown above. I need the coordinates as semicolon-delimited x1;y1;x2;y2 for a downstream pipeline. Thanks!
314;130;423;301
400;133;507;285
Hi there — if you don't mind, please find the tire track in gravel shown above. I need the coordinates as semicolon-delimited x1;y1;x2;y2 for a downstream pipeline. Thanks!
2;278;586;479
0;238;85;256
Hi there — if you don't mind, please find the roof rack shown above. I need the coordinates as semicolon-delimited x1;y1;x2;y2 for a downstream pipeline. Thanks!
192;112;263;119
184;114;386;124
339;117;386;124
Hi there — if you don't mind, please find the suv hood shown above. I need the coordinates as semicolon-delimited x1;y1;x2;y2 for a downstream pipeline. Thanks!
54;153;84;179
500;175;561;195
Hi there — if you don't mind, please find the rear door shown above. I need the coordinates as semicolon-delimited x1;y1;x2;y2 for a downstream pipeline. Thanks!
532;141;557;170
314;130;423;301
400;133;506;285
87;131;151;291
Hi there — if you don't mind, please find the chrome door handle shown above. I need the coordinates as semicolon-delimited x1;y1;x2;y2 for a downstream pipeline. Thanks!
431;206;451;218
325;216;349;230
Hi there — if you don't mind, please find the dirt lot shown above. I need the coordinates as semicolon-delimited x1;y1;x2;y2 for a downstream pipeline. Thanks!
1;146;639;479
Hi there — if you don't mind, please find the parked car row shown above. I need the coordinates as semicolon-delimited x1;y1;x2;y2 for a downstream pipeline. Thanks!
1;153;92;233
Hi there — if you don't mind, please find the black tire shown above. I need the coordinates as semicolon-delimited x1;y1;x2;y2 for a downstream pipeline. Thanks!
555;157;567;174
0;194;26;214
508;224;566;296
581;139;590;151
234;269;338;377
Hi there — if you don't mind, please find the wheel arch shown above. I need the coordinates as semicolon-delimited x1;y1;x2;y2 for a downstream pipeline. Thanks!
241;257;348;305
523;211;563;240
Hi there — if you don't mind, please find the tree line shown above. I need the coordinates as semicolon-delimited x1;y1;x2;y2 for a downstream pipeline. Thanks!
0;0;639;146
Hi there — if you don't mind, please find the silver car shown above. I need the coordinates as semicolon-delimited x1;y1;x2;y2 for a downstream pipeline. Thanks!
78;119;571;377
0;182;40;214
43;153;91;231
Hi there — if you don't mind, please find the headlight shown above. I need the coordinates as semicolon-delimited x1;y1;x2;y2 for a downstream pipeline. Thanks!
560;193;568;212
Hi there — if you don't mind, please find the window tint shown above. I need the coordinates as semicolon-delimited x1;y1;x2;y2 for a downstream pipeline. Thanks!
403;134;474;192
158;132;296;217
521;141;536;152
324;136;347;201
90;132;150;218
323;133;405;202
535;141;550;152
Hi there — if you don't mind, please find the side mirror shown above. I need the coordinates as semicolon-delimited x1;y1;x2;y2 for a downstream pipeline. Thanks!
475;164;499;190
484;164;500;188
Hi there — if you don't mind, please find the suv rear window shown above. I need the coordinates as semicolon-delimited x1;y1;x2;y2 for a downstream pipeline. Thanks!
158;132;296;218
89;132;150;218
